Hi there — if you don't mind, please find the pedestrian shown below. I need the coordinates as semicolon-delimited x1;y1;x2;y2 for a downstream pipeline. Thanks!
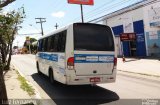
122;55;125;63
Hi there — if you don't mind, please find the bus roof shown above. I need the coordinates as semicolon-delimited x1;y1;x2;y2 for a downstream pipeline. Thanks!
38;23;109;40
38;23;71;40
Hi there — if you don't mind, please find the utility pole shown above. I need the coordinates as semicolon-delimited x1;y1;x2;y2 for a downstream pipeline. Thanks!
55;23;58;29
80;4;84;23
68;0;93;23
35;18;46;36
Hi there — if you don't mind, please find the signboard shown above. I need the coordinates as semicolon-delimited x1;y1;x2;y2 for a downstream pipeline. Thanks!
26;40;30;45
120;33;136;41
26;36;30;45
149;7;160;27
26;36;30;41
68;0;94;5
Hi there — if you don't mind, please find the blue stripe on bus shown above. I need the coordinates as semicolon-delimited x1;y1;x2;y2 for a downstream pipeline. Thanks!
74;54;114;63
38;53;58;62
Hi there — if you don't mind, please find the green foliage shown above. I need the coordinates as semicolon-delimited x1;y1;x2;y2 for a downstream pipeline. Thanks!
17;71;35;96
30;38;37;43
23;37;37;54
24;37;37;46
0;0;16;8
0;7;25;42
0;6;26;70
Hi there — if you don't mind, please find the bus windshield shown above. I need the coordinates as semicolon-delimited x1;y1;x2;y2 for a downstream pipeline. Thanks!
73;23;114;51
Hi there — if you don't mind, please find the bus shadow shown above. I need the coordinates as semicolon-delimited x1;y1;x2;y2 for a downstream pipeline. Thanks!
31;73;119;105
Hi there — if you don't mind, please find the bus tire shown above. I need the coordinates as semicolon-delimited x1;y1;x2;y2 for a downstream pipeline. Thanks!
36;62;41;75
49;69;54;84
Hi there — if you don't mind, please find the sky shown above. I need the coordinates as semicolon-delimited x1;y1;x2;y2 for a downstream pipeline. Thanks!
2;0;142;47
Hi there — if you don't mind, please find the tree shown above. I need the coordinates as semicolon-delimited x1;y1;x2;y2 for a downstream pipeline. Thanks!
0;0;15;8
0;0;25;101
0;7;25;69
23;37;37;54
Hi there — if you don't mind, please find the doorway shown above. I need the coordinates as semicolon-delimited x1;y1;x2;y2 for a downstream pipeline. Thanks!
129;41;136;56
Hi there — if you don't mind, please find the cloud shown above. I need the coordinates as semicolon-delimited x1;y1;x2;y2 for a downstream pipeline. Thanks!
51;11;65;18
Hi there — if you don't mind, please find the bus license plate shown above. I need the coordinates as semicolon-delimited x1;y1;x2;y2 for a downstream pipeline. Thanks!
90;77;100;83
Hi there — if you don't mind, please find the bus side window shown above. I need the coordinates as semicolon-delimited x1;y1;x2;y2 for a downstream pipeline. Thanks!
57;33;62;52
57;31;66;52
38;40;43;52
47;36;51;52
42;38;48;52
41;39;45;52
45;30;66;52
44;38;48;52
53;34;59;52
38;41;40;51
48;35;55;52
62;31;67;51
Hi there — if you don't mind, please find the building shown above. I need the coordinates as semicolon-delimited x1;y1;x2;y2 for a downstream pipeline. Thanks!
93;0;160;57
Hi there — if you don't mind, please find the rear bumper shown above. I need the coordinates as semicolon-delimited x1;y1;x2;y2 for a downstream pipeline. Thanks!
66;74;116;85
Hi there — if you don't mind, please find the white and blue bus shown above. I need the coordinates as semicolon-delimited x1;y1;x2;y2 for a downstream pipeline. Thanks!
36;23;117;85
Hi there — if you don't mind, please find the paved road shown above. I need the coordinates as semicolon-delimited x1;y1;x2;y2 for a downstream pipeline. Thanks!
11;54;160;105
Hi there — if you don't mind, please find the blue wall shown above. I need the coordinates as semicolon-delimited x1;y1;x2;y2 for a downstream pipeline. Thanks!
112;25;123;37
112;20;147;57
122;42;130;56
133;20;146;56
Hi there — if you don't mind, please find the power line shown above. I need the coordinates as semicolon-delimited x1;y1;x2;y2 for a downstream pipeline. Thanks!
53;2;68;12
17;33;41;36
84;0;133;21
66;0;129;23
29;24;40;33
52;0;63;9
67;0;139;23
84;0;132;21
71;0;115;22
87;0;144;23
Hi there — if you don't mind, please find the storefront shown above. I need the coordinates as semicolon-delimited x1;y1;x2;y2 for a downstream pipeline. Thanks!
120;33;136;56
112;20;146;57
101;0;160;57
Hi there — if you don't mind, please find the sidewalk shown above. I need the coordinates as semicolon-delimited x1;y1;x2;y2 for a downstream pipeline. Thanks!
4;70;31;99
3;65;37;105
117;58;160;77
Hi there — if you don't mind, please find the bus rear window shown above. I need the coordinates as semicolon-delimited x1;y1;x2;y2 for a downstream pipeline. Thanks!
73;23;114;51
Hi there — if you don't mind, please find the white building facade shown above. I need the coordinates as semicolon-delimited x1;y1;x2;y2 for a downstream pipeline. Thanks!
101;0;160;57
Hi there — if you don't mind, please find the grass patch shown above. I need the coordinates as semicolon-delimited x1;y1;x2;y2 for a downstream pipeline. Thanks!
16;71;35;96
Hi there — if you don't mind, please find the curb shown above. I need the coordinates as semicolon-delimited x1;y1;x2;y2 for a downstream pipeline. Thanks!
117;70;160;83
11;63;41;99
118;70;160;78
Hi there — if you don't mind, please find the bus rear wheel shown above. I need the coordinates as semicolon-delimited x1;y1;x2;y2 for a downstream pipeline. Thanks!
36;62;41;75
49;69;54;84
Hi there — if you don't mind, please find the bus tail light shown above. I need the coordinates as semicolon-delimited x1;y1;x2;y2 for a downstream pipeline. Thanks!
67;57;74;70
114;57;117;66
